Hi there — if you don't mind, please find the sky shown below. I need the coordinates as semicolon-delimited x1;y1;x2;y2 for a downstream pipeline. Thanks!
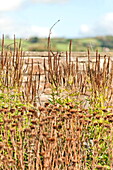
1;0;113;39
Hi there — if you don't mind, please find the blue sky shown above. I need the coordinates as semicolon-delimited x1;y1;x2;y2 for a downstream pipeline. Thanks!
1;0;113;38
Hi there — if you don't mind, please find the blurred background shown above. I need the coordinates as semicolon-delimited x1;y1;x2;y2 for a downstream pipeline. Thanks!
1;0;113;51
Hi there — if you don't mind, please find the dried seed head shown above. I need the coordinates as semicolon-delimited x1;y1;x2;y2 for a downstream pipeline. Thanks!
104;124;110;128
27;113;32;117
99;122;103;126
85;119;91;123
5;125;10;130
69;103;75;109
0;142;4;150
10;108;16;113
47;108;52;113
53;125;57;129
93;139;98;144
51;110;57;115
9;159;14;164
107;114;113;118
86;114;92;118
4;109;10;113
79;119;85;125
95;165;104;169
65;102;70;106
58;158;62;163
108;119;113;123
47;137;55;142
53;106;60;111
0;122;3;126
93;112;98;116
57;133;63;137
31;120;37;125
95;115;101;119
42;117;48;121
40;152;45;156
24;128;32;133
39;122;44;126
12;115;16;119
5;119;12;123
66;112;72;117
66;138;72;141
18;109;23;112
4;119;9;123
12;123;18;127
0;109;3;112
42;132;49;137
78;114;85;118
94;122;98;126
30;125;36;129
22;106;27;111
16;115;22;119
76;127;81;131
20;110;24;115
38;106;45;112
61;108;66;113
10;128;15;133
58;124;62;129
102;109;108;113
70;109;77;114
44;102;50;107
17;142;22;145
30;132;36;138
62;115;69;120
46;116;55;119
110;114;113;117
29;109;37;114
44;163;49;168
104;116;108;120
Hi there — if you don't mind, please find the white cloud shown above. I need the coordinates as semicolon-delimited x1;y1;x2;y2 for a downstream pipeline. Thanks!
18;25;56;38
29;26;56;37
98;13;113;34
0;0;25;11
79;12;113;37
79;24;92;35
0;17;14;36
0;16;56;38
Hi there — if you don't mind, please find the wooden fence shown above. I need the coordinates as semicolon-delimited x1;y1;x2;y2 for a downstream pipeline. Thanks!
1;51;113;106
23;51;113;58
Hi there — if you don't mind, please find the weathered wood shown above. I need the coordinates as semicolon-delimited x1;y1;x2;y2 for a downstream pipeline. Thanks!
0;51;113;58
22;51;113;58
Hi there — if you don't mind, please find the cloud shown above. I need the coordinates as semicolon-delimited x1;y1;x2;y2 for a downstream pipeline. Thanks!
18;25;56;38
32;0;69;3
0;16;56;38
79;24;92;36
79;12;113;37
28;26;56;37
0;17;14;35
0;0;25;11
98;13;113;34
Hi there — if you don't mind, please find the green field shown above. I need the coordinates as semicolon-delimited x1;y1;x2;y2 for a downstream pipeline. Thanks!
1;35;113;52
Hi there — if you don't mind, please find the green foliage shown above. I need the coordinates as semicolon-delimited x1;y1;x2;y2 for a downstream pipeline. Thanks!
2;35;113;51
28;36;39;43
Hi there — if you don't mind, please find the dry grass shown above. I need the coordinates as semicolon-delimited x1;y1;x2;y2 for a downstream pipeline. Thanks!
0;102;113;169
0;37;113;169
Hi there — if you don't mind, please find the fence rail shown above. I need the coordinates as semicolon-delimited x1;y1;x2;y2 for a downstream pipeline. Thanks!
0;51;113;58
0;50;113;106
22;51;113;58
